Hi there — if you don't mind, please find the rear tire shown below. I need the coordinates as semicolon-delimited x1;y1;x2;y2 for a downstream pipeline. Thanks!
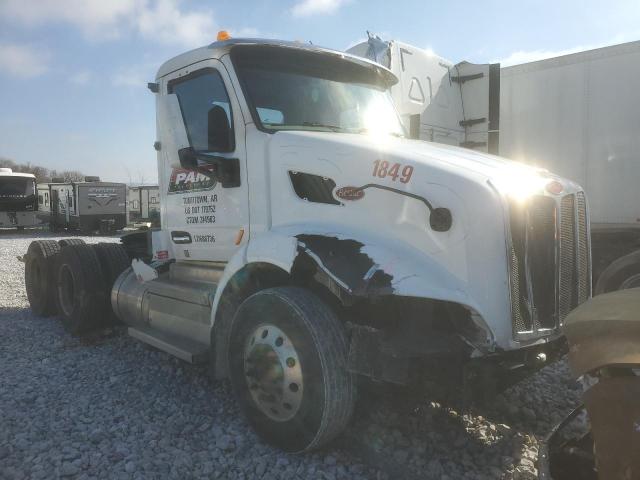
595;250;640;294
92;243;130;287
92;243;130;325
25;240;61;316
58;238;86;248
55;244;107;334
228;287;356;452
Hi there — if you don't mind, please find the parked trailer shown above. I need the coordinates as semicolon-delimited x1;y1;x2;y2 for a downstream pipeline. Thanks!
127;185;160;226
36;183;51;226
0;168;38;229
49;179;127;233
348;36;640;294
25;35;590;453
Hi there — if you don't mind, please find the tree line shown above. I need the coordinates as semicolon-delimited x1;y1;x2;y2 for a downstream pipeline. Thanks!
0;157;85;183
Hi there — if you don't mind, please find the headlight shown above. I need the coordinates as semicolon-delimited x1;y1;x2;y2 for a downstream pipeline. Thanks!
490;165;550;202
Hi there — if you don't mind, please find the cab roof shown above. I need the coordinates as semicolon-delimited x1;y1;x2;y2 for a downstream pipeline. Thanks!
155;38;398;86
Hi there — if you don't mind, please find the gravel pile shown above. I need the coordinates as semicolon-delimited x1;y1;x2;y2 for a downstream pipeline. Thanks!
0;232;582;479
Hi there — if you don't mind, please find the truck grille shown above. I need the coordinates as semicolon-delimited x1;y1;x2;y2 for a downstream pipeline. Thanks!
508;192;591;339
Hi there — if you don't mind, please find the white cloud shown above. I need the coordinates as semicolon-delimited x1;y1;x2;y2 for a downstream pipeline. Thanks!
69;70;92;85
0;0;216;47
0;0;136;39
111;62;158;88
291;0;349;17
112;68;147;88
135;0;215;47
0;43;49;78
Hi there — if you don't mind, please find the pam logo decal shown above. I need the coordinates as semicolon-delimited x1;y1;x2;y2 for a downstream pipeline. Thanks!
168;167;216;194
335;186;365;201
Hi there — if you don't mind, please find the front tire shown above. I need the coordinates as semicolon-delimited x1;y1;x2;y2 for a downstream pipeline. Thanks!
228;287;356;452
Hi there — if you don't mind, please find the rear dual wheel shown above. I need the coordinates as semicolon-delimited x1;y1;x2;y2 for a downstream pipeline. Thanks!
55;244;108;334
24;239;130;334
25;240;61;316
56;243;130;333
228;287;356;452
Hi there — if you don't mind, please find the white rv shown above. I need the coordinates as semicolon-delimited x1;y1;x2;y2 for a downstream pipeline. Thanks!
0;168;38;229
49;179;127;233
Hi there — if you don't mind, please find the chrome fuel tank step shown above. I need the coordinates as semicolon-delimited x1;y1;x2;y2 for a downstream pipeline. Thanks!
128;326;209;363
111;261;225;359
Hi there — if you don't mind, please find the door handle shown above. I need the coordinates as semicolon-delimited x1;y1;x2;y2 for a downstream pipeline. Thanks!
171;231;192;244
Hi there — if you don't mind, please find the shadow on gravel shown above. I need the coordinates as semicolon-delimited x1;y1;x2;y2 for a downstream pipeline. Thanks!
334;361;582;480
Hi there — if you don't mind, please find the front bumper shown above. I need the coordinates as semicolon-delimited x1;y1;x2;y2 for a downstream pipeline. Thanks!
463;336;568;401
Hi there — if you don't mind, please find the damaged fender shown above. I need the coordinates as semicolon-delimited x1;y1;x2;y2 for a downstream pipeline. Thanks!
211;228;484;326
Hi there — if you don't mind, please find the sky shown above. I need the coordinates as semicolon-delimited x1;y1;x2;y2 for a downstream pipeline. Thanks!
1;0;639;184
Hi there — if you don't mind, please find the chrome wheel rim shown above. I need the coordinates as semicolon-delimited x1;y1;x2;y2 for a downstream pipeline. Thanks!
244;324;303;422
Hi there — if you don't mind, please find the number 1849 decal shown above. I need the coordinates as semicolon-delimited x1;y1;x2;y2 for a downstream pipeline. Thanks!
372;160;413;183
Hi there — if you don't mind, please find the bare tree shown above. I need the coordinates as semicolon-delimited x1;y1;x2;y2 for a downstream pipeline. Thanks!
60;170;85;182
0;157;86;183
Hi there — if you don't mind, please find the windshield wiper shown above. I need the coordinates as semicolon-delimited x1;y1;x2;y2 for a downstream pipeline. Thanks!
302;122;345;132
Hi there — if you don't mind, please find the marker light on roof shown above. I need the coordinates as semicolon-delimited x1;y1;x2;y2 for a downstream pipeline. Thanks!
217;31;231;41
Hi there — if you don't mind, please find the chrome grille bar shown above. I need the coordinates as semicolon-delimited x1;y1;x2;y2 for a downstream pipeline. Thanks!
509;191;591;340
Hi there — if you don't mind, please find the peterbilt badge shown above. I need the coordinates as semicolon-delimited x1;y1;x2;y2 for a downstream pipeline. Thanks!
335;186;365;201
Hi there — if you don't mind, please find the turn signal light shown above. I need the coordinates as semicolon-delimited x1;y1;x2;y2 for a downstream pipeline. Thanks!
217;30;231;41
545;180;564;195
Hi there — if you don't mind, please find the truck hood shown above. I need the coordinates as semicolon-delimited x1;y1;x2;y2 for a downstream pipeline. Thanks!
272;130;551;182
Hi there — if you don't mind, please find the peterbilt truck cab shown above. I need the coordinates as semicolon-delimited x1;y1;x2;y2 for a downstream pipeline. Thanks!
25;37;591;452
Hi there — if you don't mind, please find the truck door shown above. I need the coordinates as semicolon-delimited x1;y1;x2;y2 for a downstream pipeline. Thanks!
452;62;500;154
159;60;249;262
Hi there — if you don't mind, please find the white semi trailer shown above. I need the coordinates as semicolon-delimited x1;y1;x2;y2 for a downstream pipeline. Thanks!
24;36;590;452
348;35;640;295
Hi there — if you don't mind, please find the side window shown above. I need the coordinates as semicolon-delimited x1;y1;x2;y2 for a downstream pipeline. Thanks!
256;107;284;125
169;69;234;153
45;192;49;206
38;194;43;205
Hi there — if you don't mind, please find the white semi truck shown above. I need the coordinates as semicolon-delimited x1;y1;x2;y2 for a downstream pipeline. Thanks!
0;168;38;229
24;37;591;452
348;35;640;295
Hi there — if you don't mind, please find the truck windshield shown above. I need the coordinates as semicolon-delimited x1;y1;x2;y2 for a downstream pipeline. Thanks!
0;177;35;198
233;46;404;137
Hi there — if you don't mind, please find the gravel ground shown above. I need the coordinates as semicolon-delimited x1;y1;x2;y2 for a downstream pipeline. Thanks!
0;231;582;479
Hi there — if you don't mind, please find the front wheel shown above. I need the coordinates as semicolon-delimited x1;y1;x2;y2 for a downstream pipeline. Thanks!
227;287;356;452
